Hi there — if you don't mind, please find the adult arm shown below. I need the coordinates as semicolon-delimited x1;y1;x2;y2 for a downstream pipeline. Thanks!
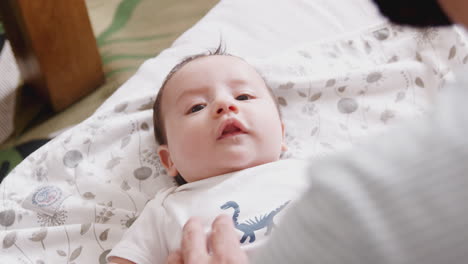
252;76;468;263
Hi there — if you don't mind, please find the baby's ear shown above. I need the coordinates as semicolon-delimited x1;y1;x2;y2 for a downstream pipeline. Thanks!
157;145;178;177
281;122;288;152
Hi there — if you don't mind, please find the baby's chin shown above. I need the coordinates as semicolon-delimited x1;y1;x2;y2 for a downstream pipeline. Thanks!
183;156;280;182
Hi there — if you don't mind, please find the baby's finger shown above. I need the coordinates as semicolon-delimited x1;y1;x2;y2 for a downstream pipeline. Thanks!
181;217;209;263
210;214;248;263
166;250;183;264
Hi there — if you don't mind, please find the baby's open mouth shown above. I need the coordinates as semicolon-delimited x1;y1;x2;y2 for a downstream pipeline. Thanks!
217;119;247;140
222;124;241;135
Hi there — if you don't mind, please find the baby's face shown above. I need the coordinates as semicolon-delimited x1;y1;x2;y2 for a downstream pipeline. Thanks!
158;55;286;182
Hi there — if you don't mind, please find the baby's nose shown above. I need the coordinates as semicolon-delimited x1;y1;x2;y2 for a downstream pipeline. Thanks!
217;105;237;114
214;101;238;116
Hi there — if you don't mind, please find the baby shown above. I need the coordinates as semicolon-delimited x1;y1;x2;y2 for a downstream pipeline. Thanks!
107;47;309;264
152;46;287;185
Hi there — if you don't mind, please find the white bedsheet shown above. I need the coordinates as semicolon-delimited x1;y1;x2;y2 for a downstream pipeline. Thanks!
1;0;467;263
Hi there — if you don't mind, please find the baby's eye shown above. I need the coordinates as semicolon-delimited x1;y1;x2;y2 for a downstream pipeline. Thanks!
236;94;252;101
189;104;205;114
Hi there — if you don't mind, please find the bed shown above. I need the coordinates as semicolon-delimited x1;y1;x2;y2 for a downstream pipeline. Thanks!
1;0;467;263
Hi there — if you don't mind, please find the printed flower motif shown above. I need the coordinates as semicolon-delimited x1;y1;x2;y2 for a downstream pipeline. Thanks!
121;213;138;229
37;208;68;226
33;166;48;182
282;133;303;159
141;149;166;176
413;28;439;45
96;202;115;224
302;102;316;116
154;159;166;177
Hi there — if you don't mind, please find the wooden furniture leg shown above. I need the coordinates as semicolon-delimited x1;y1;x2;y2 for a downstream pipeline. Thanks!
0;0;104;111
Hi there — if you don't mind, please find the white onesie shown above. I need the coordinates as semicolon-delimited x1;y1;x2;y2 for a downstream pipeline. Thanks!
108;159;310;264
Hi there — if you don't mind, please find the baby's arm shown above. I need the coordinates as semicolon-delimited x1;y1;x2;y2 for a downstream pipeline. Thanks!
107;256;136;264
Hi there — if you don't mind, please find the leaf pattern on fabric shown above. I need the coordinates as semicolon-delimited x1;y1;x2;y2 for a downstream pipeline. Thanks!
2;18;468;264
83;192;96;200
106;157;122;170
310;127;319;137
2;231;16;249
70;246;83;261
277;97;287;106
337;86;346;93
29;228;48;242
120;180;131;191
121;135;131;148
366;72;383;83
380;109;396;124
415;77;425;88
80;223;92;235
416;52;423;62
297;91;307;97
325;79;336;87
96;202;116;224
395;91;406;102
278;82;295;89
99;229;110;241
309;92;322;102
114;102;128;113
138;99;155;111
99;249;112;264
373;27;390;41
365;41;372;54
140;122;149;131
448;46;457;60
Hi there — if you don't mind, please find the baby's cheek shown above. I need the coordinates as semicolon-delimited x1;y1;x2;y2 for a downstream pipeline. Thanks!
179;133;207;156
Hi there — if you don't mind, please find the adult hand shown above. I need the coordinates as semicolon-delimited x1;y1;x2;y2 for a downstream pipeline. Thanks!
166;214;248;264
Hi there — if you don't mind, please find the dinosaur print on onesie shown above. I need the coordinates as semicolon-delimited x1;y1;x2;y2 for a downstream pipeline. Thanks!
220;200;290;243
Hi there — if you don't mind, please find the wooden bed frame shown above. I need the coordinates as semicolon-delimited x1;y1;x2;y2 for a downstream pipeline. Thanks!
0;0;104;112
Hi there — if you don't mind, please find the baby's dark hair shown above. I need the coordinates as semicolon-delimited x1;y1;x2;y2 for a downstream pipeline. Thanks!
371;0;452;27
153;44;281;146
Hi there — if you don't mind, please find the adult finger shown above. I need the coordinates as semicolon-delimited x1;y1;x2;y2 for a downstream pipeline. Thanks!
181;217;209;263
166;250;183;264
209;214;248;263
